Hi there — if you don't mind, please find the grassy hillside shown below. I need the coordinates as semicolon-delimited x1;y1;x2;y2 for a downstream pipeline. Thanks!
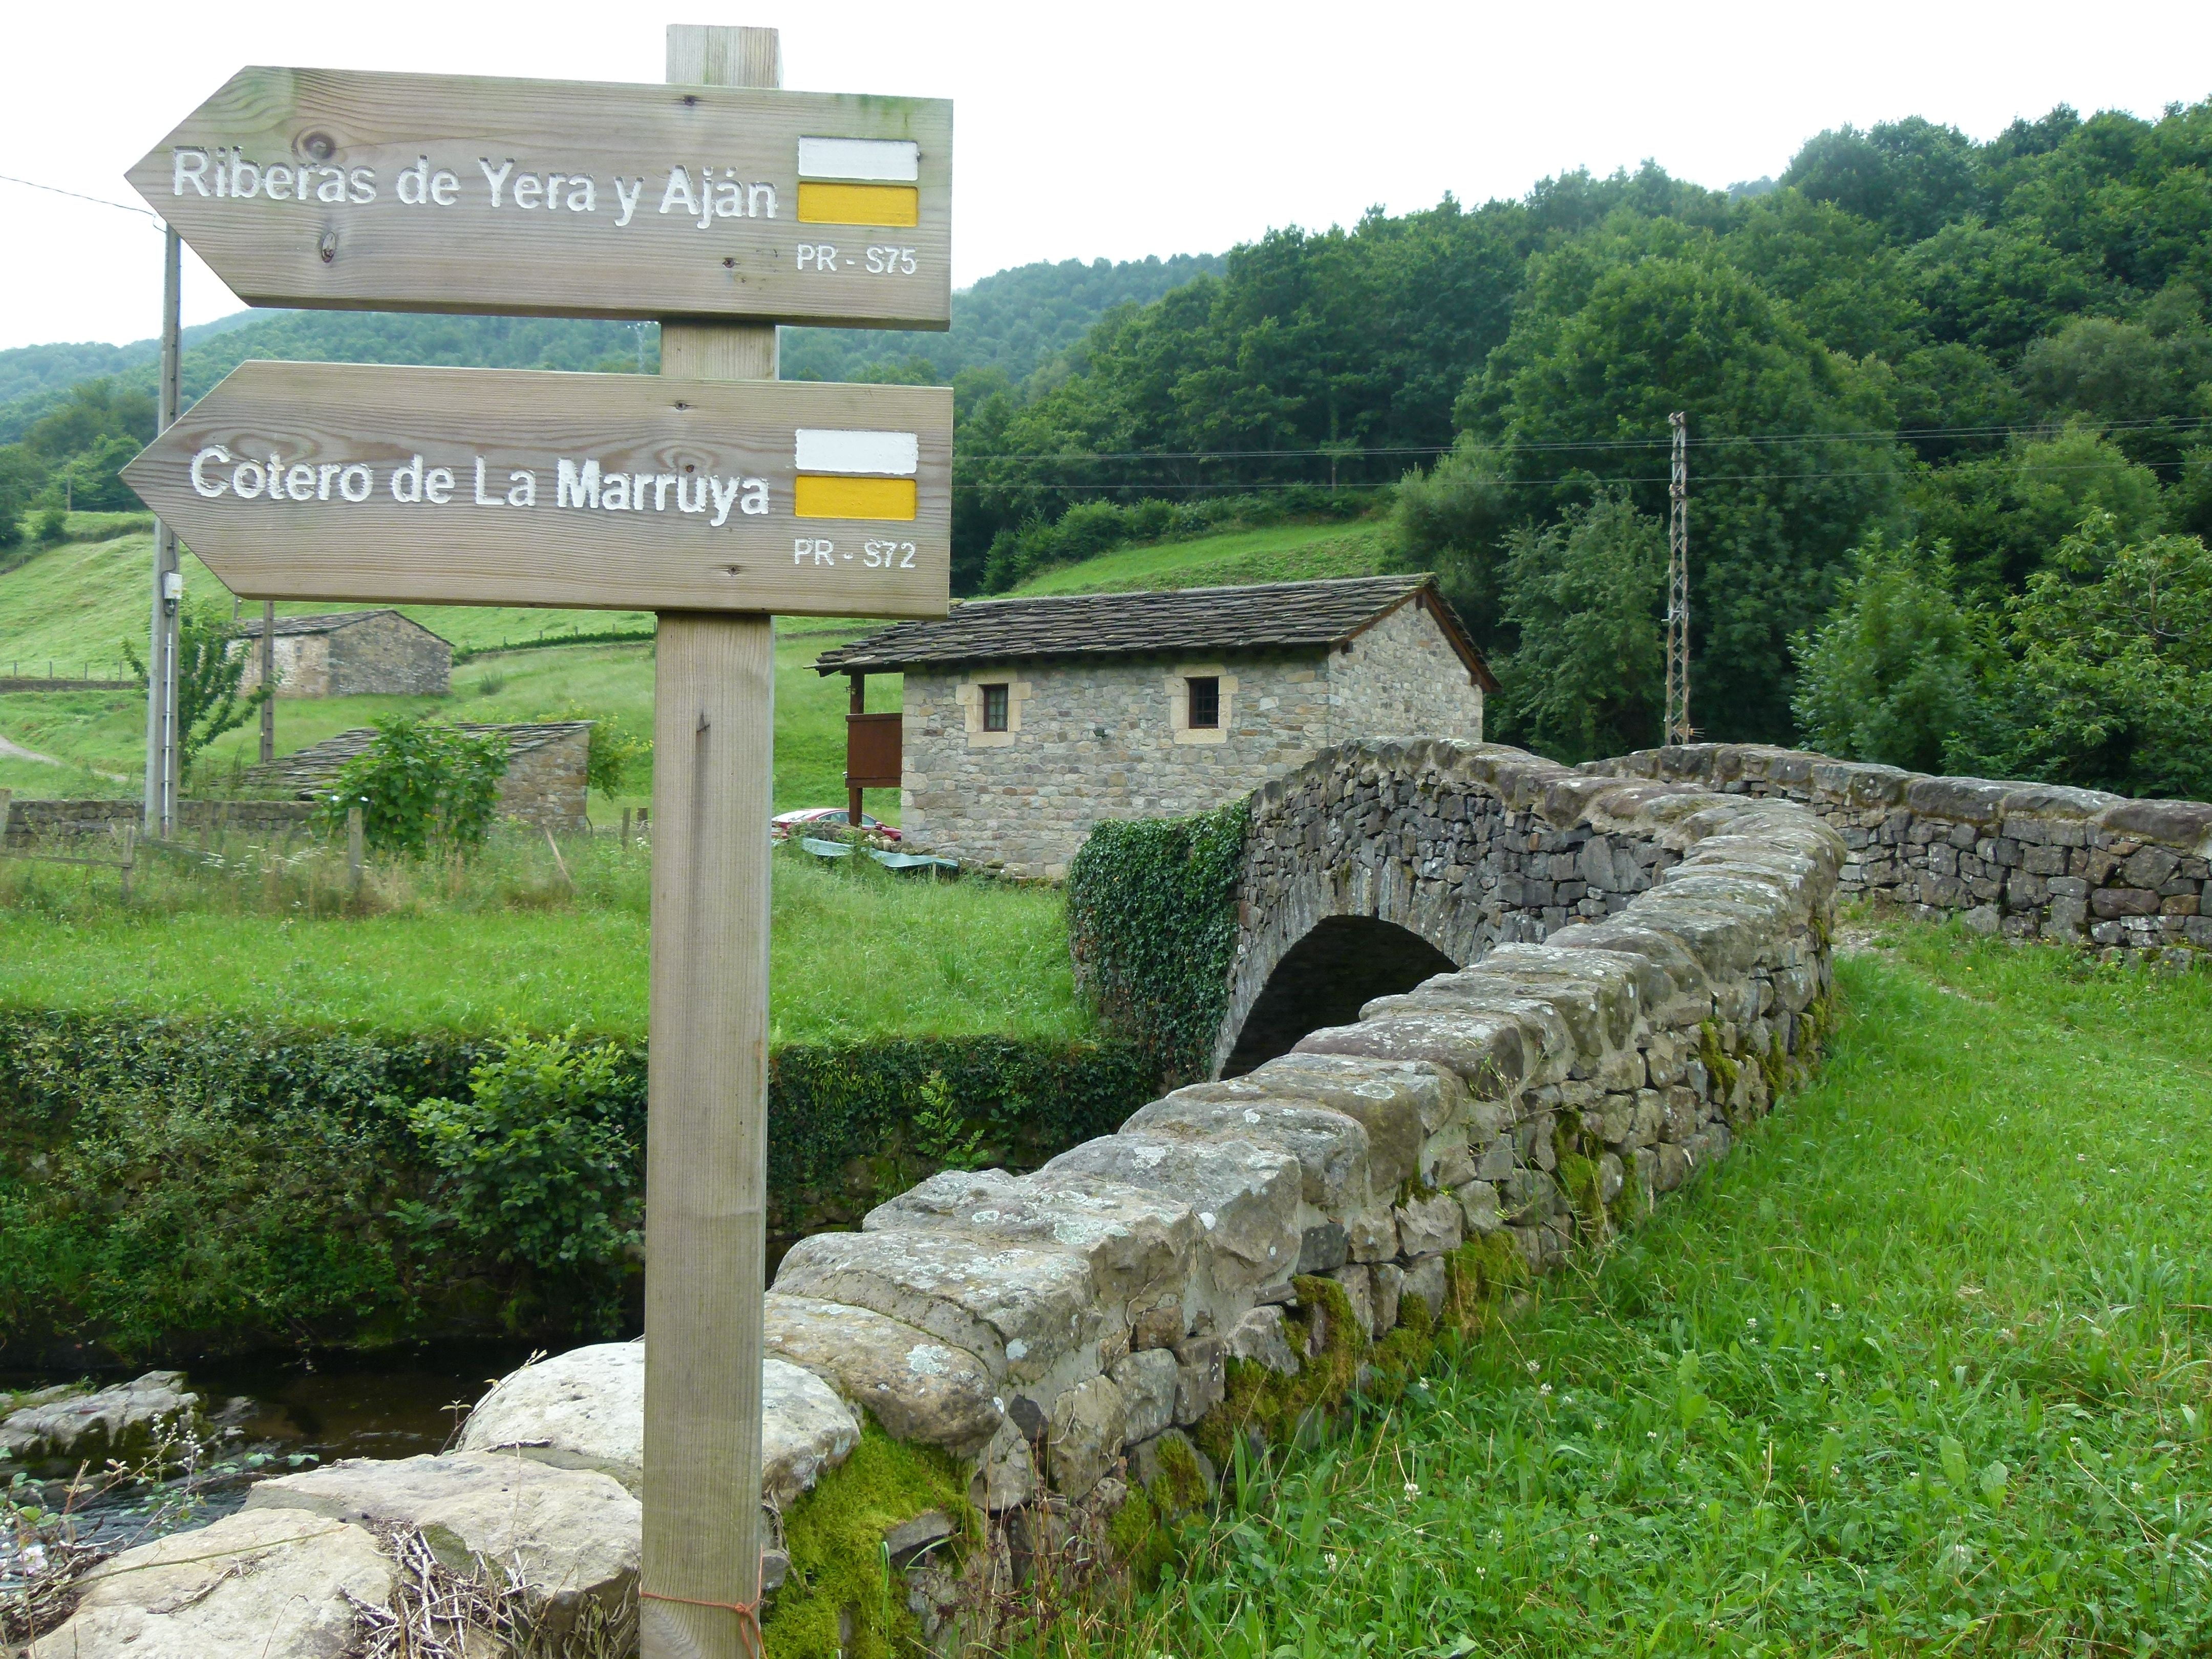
0;512;1388;809
1007;518;1394;596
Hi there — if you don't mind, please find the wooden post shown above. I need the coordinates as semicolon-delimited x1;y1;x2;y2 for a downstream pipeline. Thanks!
117;823;135;901
642;25;778;1659
260;600;276;763
847;672;866;833
346;805;365;896
621;806;633;845
0;789;11;851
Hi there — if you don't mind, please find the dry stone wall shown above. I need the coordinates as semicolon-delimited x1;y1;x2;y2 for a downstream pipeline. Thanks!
444;741;1842;1649
1586;744;2212;961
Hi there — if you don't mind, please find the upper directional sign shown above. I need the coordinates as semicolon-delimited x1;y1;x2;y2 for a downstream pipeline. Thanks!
121;360;952;619
127;68;952;327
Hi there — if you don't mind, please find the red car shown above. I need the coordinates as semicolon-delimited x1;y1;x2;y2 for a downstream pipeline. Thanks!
771;807;903;843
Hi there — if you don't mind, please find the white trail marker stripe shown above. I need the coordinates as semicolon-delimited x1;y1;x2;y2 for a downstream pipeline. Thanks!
797;136;920;181
794;427;919;475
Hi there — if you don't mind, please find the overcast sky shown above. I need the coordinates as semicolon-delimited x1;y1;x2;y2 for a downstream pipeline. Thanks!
4;1;2210;353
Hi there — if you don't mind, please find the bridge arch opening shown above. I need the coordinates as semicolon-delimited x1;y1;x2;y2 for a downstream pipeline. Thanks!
1222;915;1457;1077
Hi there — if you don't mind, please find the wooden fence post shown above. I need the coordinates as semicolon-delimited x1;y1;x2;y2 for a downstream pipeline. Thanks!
117;823;135;901
641;25;779;1659
347;806;365;896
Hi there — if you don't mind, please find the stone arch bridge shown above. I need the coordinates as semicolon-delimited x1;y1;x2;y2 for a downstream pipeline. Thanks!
1214;739;1789;1076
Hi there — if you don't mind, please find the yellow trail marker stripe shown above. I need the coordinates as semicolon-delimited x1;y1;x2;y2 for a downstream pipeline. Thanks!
797;181;919;227
795;475;917;520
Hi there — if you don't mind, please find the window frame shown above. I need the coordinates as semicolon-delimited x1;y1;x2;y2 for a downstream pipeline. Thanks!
1186;675;1221;730
981;682;1010;733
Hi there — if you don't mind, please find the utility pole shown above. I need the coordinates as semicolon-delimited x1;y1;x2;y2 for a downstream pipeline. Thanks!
259;600;275;763
143;226;182;835
1664;411;1692;746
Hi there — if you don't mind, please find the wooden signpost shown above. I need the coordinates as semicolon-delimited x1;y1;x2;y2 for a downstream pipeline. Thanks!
122;360;952;618
133;24;949;1658
126;65;952;327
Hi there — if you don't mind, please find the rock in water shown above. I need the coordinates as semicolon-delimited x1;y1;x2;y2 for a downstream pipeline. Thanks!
245;1451;637;1616
0;1371;203;1466
457;1342;861;1506
29;1507;390;1659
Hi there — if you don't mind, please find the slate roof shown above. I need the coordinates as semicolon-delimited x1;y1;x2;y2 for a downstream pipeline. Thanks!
234;609;448;642
240;722;591;799
812;574;1496;689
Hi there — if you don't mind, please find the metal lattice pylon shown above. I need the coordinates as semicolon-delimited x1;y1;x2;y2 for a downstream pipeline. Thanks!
1664;410;1693;745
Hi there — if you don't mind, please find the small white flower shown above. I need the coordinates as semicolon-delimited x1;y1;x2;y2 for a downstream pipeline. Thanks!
1816;1371;1828;1382
1404;1480;1420;1498
1586;1533;1598;1545
1539;1383;1553;1396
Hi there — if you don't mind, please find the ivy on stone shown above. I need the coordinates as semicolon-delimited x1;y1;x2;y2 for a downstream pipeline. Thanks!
1066;799;1250;1085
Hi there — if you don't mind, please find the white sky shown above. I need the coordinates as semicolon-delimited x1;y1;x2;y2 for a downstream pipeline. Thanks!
4;1;2210;353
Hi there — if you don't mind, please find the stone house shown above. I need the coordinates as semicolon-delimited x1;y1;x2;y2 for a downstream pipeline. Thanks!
240;721;593;833
231;610;452;697
814;574;1494;878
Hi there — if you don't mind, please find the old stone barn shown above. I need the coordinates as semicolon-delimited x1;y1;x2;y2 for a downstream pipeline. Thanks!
242;721;593;832
815;575;1493;878
231;610;452;697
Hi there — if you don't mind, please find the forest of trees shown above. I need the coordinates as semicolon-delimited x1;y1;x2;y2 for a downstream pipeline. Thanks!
6;100;2209;797
954;102;2212;798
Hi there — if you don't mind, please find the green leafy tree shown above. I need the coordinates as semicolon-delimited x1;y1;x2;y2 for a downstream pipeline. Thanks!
1389;437;1517;654
1461;222;1906;740
1956;512;2212;799
403;1029;642;1328
1491;490;1667;762
122;599;272;784
314;714;509;854
0;445;44;549
49;434;146;513
1791;536;1998;773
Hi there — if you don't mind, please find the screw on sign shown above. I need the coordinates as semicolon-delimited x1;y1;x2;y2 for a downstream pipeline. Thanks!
127;25;949;1659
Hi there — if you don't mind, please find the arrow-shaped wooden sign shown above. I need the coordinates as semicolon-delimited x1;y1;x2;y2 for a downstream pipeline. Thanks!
126;67;952;326
122;359;952;618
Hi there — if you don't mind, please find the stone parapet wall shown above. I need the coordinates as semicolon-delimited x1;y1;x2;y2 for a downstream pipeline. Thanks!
1585;744;2212;959
449;742;1842;1653
1;798;316;845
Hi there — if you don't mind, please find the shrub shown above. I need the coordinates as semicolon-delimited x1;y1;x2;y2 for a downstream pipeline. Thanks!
402;1029;644;1329
315;715;509;854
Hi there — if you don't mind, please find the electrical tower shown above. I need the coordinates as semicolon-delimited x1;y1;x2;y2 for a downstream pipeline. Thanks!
1664;411;1693;745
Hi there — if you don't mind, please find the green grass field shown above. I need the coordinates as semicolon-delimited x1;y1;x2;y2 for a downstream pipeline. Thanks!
0;834;1083;1044
1008;519;1392;597
1075;928;2212;1656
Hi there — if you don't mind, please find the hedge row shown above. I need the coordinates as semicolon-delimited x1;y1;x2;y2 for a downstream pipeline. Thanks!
0;1009;1149;1361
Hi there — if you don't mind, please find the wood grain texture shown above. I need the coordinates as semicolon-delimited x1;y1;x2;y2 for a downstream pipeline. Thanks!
122;359;952;619
644;611;776;1659
646;28;780;1659
127;63;951;326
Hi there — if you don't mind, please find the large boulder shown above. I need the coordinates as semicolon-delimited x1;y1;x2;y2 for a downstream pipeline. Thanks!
245;1450;638;1614
1;1372;203;1467
29;1507;390;1659
457;1343;861;1507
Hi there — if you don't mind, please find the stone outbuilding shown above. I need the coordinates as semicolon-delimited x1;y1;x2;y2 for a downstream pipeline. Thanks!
231;610;452;697
240;721;593;833
814;574;1494;879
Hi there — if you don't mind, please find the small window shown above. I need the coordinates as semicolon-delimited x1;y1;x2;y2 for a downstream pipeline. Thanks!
982;683;1010;732
1187;676;1220;730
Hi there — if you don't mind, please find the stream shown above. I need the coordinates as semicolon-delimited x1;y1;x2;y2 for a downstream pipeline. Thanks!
2;1341;540;1569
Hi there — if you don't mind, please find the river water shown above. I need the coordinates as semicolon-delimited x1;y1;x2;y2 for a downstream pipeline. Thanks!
2;1341;540;1571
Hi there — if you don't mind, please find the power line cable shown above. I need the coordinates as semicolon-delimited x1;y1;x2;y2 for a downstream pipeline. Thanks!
0;172;160;222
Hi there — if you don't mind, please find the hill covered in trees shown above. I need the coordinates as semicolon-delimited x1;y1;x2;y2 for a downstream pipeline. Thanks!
953;103;2212;796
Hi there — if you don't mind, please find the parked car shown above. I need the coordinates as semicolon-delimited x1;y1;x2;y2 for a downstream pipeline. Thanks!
771;807;902;843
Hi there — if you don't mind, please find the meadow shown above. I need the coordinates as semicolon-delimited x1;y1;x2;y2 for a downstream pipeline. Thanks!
1007;519;1392;597
1071;927;2212;1656
0;831;1084;1044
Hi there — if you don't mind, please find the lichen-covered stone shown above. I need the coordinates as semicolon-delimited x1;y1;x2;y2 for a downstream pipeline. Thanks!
1110;1348;1179;1445
1224;1305;1301;1376
1;1370;202;1466
30;1508;390;1659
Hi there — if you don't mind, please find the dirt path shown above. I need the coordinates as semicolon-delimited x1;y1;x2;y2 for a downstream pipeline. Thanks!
0;731;62;765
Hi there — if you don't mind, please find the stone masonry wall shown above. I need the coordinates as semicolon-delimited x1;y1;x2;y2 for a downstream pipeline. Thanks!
901;652;1334;879
1325;595;1485;743
900;603;1486;879
496;728;591;833
2;798;316;845
233;633;330;698
1587;744;2212;961
329;612;451;697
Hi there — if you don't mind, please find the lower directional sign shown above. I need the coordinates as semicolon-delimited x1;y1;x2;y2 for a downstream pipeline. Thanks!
122;360;952;618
